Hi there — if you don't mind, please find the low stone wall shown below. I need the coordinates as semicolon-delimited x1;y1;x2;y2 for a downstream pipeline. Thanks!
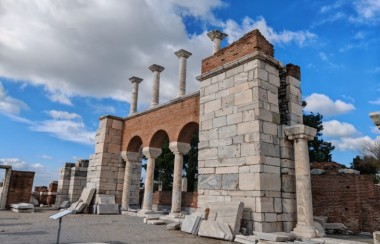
6;170;35;208
312;174;380;233
152;191;198;211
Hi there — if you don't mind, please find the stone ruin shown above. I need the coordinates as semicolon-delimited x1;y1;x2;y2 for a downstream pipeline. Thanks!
54;29;326;238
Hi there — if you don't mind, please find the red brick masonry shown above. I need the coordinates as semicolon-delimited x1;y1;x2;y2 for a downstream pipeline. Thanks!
312;174;380;233
6;170;35;208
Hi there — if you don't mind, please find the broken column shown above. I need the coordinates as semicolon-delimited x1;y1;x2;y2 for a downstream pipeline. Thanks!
169;142;191;215
129;76;143;115
141;147;162;213
175;49;192;97
207;30;228;54
284;124;317;238
149;64;165;108
0;165;12;209
120;151;141;210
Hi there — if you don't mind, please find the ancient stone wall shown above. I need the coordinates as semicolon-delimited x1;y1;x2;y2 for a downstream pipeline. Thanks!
55;162;75;206
312;174;380;233
152;191;198;210
6;170;34;208
68;167;88;203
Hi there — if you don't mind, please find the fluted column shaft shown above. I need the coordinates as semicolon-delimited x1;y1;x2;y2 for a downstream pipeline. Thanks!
169;142;191;215
149;64;165;108
141;147;162;212
129;76;143;115
284;125;317;238
175;49;192;97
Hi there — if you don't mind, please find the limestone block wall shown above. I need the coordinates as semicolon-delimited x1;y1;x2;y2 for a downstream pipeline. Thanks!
87;116;124;204
68;167;88;203
55;163;75;206
197;30;300;233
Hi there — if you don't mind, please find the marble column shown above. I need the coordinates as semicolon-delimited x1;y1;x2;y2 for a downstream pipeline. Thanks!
169;142;191;215
174;49;192;97
120;151;141;210
149;64;165;108
141;147;162;213
128;76;143;116
182;177;188;192
0;166;12;209
207;30;228;54
284;124;318;238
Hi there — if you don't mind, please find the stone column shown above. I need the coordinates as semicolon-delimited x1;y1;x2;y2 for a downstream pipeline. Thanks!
0;166;12;209
175;49;192;97
284;124;317;238
182;177;187;192
140;147;162;213
121;151;141;210
149;64;165;108
128;76;143;116
207;30;228;54
169;142;191;215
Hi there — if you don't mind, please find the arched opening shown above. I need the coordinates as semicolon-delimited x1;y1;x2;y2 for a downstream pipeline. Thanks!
127;135;143;153
149;130;170;148
177;122;199;144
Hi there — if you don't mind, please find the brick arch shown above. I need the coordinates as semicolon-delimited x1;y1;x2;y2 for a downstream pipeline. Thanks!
149;129;169;148
177;122;199;144
127;135;143;152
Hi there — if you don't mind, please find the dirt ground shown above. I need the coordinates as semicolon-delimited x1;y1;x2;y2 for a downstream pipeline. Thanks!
0;209;228;244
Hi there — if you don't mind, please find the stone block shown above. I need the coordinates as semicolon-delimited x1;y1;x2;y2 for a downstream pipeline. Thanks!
204;99;221;114
79;187;95;205
181;214;201;234
374;231;380;244
252;231;289;242
59;200;70;209
206;201;244;235
97;194;115;204
222;174;239;190
235;235;259;244
198;220;234;241
256;197;274;212
97;204;119;215
198;175;221;190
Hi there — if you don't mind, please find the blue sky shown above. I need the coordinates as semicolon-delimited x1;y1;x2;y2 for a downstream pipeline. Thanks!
0;0;379;186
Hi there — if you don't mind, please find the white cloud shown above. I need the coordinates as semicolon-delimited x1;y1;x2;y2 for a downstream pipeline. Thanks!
324;120;360;138
31;110;95;145
351;0;380;23
0;158;43;171
222;16;317;46
332;136;373;151
304;93;355;116
369;98;380;105
40;154;53;160
0;82;28;115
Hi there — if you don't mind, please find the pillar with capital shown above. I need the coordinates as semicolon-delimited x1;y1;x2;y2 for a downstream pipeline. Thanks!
174;49;192;97
207;30;228;54
120;151;141;210
128;76;143;116
169;142;191;216
140;147;162;213
284;124;318;238
149;64;165;108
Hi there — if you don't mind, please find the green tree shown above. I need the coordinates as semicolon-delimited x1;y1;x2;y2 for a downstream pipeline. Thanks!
302;102;335;162
154;138;174;191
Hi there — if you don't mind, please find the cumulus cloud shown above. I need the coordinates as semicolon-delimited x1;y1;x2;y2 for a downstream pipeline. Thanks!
304;93;355;116
31;110;95;145
222;16;317;46
0;158;43;171
0;82;28;115
332;136;373;151
351;0;380;23
0;0;219;108
323;120;360;138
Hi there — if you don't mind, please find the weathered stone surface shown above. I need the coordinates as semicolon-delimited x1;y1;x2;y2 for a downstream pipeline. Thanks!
234;235;259;244
79;187;95;205
207;201;244;235
314;221;326;237
374;231;380;244
198;175;221;190
198;220;233;241
338;169;360;175
252;231;289;242
97;194;115;204
11;203;34;213
97;204;119;215
147;219;166;225
59;200;70;209
167;222;181;230
181;215;201;234
324;223;348;231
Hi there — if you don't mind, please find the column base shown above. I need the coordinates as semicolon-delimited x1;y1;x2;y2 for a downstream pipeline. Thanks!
292;225;318;238
169;212;182;218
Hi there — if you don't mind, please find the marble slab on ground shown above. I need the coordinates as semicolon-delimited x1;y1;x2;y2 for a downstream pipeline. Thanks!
97;194;115;204
146;219;166;225
374;231;380;244
198;220;234;241
97;204;119;215
167;222;181;230
252;231;289;242
310;238;368;244
234;235;259;244
11;203;34;209
59;200;70;209
79;187;95;205
206;201;244;235
181;215;201;234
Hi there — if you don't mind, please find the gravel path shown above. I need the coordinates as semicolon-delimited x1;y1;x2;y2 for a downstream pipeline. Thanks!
0;209;228;244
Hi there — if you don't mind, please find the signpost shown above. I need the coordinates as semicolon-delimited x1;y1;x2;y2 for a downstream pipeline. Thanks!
49;209;73;244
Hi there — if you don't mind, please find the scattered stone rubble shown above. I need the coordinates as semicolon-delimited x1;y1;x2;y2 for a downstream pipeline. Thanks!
10;203;34;213
68;187;95;214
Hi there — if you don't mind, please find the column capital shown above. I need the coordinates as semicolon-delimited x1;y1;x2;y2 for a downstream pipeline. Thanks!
175;49;192;59
284;124;317;141
129;76;143;84
142;147;162;159
207;30;228;41
169;142;191;155
149;64;165;73
370;112;380;129
121;151;141;162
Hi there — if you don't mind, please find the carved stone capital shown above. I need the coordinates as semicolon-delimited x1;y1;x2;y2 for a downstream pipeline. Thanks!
284;124;317;141
129;76;143;84
175;49;192;59
370;112;380;129
149;64;165;73
120;151;141;162
207;30;228;41
169;142;191;155
142;147;162;159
